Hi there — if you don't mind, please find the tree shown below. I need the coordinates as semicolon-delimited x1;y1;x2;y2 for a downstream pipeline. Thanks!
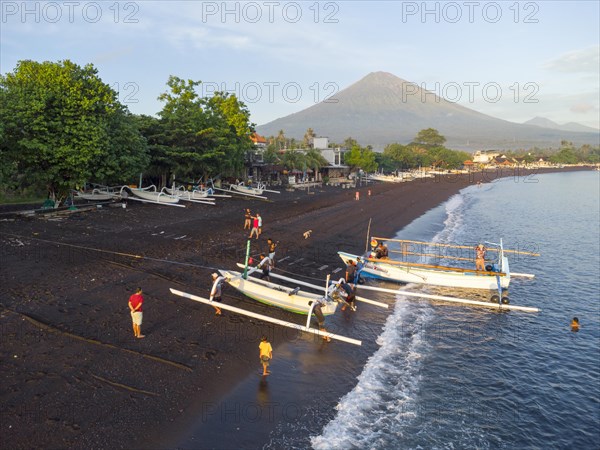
344;144;377;172
282;150;304;171
303;127;316;147
383;143;416;169
0;59;148;200
152;77;254;182
304;148;328;180
413;128;446;147
276;130;286;150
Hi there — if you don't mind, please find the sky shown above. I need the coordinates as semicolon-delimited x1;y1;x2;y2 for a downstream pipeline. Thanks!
1;1;599;129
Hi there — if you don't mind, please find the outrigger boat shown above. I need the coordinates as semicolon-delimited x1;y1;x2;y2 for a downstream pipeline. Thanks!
162;185;216;205
211;181;280;199
339;237;539;308
220;269;338;315
119;185;184;207
74;184;121;201
170;265;363;345
340;237;537;291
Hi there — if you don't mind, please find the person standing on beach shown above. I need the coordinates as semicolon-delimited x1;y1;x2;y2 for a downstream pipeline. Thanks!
475;244;486;271
209;272;225;316
244;208;252;230
128;288;145;338
257;213;263;236
267;238;278;268
311;296;332;342
257;253;273;281
249;214;260;239
345;259;357;283
259;336;273;376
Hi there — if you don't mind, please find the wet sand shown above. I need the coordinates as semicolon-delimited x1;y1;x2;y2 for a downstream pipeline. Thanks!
0;167;586;449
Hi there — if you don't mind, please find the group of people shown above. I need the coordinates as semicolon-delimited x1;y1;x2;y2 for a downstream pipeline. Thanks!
244;209;262;239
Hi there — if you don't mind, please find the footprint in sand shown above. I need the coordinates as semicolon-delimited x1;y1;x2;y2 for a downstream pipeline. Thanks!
204;350;218;360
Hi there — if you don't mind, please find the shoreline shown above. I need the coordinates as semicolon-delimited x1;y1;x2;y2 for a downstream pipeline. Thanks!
0;167;590;449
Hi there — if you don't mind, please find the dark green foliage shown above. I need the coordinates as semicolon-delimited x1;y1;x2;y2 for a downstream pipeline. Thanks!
0;60;148;200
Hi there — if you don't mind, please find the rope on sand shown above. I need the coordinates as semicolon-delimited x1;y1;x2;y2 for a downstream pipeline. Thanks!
90;374;159;397
2;307;193;372
0;231;218;272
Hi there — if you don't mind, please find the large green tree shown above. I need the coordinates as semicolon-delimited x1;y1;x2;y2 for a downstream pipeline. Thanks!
344;144;377;172
413;128;447;147
0;60;148;200
151;76;254;182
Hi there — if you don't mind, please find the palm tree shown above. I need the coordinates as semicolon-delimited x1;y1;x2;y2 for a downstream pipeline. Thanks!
304;148;328;181
276;130;286;150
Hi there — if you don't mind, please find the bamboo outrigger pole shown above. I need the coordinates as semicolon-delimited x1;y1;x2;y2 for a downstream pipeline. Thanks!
357;285;540;313
170;288;362;345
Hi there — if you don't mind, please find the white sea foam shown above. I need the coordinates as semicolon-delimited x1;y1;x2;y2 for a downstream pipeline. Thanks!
311;298;433;449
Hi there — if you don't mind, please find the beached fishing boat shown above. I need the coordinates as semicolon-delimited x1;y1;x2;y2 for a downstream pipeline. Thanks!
74;184;121;201
219;269;338;315
368;173;406;183
339;238;537;292
230;182;264;196
162;186;215;205
74;188;118;201
120;185;184;207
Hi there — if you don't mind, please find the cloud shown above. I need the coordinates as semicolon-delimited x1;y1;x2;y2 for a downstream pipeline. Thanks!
570;103;596;114
543;46;600;73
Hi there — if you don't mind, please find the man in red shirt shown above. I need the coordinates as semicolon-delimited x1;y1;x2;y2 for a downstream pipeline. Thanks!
128;287;145;338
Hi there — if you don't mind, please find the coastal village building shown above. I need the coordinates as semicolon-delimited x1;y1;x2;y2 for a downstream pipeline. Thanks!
314;137;351;180
245;133;352;185
473;150;501;164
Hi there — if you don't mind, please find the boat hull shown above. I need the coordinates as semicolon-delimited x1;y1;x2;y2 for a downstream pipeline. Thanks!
220;270;337;315
339;252;510;290
231;184;264;196
130;189;180;204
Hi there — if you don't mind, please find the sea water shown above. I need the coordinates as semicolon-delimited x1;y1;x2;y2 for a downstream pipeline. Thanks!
311;170;600;449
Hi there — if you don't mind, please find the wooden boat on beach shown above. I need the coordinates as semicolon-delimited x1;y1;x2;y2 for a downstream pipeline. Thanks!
120;185;184;207
74;184;121;201
162;186;216;205
219;269;338;315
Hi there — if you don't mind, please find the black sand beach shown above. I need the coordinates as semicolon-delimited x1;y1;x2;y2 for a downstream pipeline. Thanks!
0;167;587;449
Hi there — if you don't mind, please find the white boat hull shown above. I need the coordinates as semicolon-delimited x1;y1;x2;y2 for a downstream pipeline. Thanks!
339;252;510;290
220;269;338;315
230;184;264;196
129;188;180;204
75;190;117;201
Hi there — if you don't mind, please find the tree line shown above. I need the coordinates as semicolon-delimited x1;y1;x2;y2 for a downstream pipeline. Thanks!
0;60;255;201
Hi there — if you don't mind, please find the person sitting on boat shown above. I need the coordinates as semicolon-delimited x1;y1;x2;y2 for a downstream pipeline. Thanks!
375;242;389;259
310;296;332;342
257;253;273;281
209;272;225;316
475;244;486;271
